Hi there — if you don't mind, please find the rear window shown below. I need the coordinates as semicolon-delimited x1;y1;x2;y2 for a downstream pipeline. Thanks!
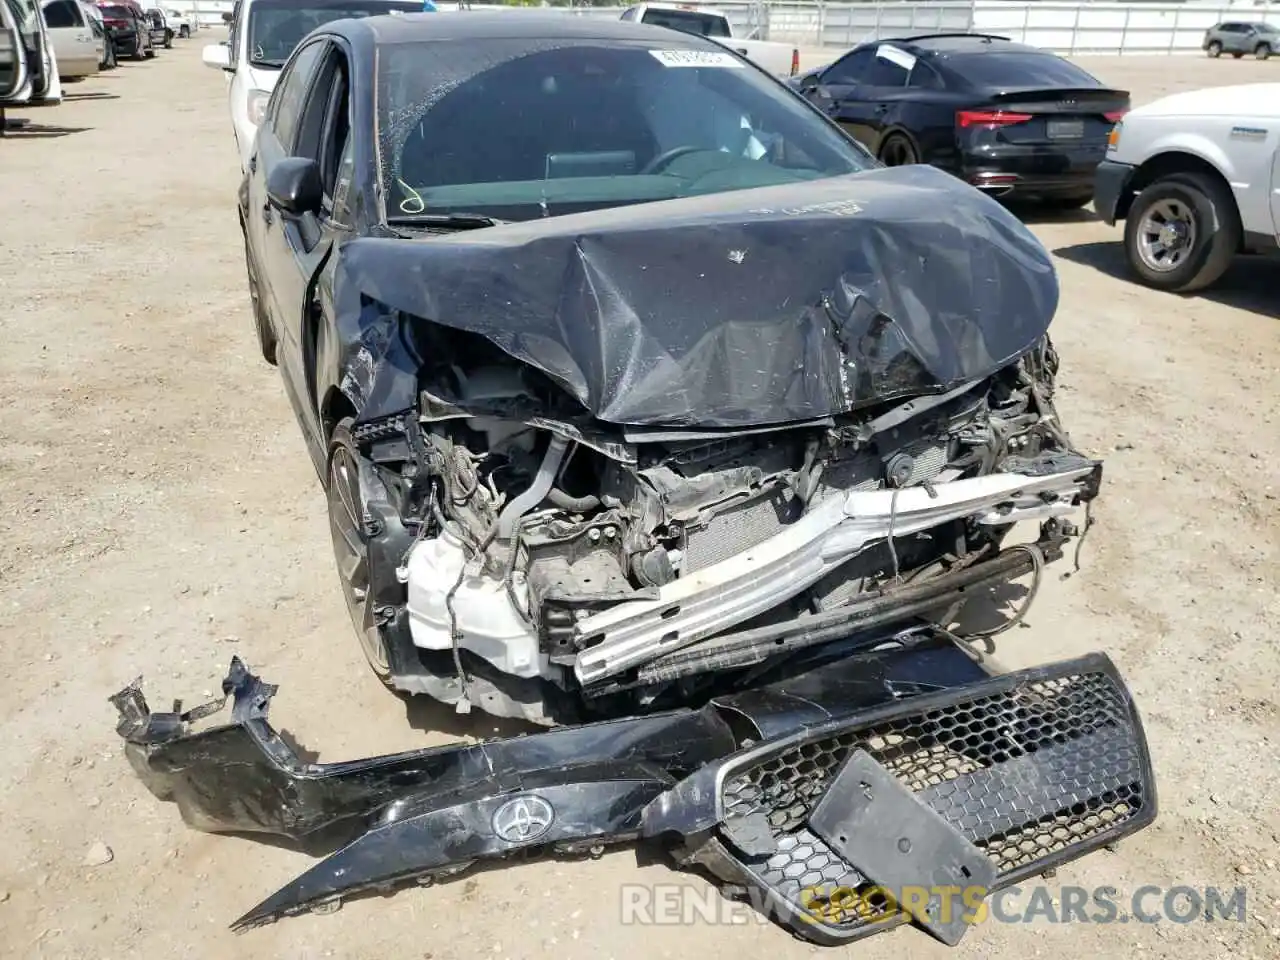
101;4;133;16
640;9;730;39
948;52;1102;89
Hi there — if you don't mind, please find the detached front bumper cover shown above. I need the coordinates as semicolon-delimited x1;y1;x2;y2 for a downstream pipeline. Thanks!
112;648;1156;944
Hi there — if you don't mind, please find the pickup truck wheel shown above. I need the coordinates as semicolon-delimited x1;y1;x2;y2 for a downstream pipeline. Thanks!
131;35;146;60
1123;173;1240;293
242;229;277;365
1256;43;1272;60
179;25;189;38
327;418;394;686
877;133;918;166
1206;41;1222;57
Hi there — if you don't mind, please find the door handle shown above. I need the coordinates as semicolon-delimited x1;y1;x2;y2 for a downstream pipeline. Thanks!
874;104;889;114
248;154;257;173
262;202;273;225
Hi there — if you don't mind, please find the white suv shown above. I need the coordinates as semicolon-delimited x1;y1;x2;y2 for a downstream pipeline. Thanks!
1093;82;1280;292
202;0;422;172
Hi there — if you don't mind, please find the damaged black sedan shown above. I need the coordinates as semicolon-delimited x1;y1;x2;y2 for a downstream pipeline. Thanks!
242;13;1096;724
132;9;1161;943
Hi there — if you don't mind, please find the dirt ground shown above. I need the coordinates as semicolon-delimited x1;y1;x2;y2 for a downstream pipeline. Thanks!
0;39;1277;960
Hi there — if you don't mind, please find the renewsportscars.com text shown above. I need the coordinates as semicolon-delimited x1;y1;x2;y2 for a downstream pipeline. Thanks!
619;883;1248;928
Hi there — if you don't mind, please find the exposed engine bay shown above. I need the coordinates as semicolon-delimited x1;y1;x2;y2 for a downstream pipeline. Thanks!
349;335;1099;723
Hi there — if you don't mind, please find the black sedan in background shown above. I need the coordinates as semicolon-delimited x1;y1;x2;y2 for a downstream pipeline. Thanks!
794;33;1130;208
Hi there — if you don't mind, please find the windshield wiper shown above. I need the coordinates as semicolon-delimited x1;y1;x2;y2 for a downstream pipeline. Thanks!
249;57;286;68
386;213;506;230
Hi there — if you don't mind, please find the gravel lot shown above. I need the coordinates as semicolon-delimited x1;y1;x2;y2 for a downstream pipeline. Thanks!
0;39;1277;960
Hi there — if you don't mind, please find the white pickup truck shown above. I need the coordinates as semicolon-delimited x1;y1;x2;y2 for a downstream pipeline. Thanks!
1093;82;1280;292
621;3;799;77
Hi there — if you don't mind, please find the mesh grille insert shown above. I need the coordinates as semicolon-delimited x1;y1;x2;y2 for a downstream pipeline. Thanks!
718;666;1151;932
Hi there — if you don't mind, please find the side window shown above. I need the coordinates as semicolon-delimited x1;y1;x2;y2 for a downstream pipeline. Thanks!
268;40;327;151
42;0;81;27
330;132;355;223
293;45;352;221
908;62;944;89
227;11;238;66
620;6;637;21
862;48;911;87
824;47;873;85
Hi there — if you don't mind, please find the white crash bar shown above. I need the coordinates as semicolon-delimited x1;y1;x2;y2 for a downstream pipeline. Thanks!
573;466;1094;684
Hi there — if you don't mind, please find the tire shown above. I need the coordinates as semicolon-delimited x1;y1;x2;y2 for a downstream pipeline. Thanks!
1256;43;1272;60
327;418;394;687
877;132;918;167
242;228;277;365
131;35;146;61
1207;41;1222;58
1122;172;1240;293
179;25;189;38
164;29;173;48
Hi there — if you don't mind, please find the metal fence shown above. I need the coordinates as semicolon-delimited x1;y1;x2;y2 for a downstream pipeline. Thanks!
170;0;1280;56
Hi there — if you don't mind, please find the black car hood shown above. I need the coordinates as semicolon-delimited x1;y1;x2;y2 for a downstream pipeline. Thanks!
333;164;1058;428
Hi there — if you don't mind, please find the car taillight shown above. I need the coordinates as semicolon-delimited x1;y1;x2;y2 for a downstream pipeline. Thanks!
1104;109;1128;122
956;110;1033;129
790;48;799;76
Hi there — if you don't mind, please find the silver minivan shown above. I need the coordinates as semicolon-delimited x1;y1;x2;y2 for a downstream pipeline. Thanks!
40;0;99;79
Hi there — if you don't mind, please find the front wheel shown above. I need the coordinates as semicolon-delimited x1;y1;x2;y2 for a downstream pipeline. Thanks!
327;418;394;687
877;132;918;167
1256;43;1272;60
1123;173;1240;292
178;25;189;38
1206;41;1222;57
164;29;173;48
131;36;146;60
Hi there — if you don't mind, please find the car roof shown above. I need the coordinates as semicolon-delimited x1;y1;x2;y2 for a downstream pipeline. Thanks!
361;11;697;45
880;34;1048;57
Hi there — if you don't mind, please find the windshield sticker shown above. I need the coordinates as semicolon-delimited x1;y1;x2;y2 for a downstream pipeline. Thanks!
875;44;917;71
649;49;745;68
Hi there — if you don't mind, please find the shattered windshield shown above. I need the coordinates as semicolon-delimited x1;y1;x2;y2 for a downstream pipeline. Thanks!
245;0;417;67
377;38;872;223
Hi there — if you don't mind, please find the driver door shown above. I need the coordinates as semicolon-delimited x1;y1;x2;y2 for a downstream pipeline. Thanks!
802;47;873;143
1;0;33;102
252;36;353;455
10;0;60;102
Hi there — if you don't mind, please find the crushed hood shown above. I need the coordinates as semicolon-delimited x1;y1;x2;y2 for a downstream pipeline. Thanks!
334;164;1059;428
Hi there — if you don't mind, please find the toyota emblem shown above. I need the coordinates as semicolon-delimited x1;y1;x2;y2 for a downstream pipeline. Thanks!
492;795;555;843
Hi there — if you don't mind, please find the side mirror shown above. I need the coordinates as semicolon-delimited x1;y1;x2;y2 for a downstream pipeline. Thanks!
222;11;233;22
202;42;230;70
267;157;323;217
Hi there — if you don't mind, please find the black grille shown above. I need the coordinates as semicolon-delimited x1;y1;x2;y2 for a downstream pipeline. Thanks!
716;657;1154;936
